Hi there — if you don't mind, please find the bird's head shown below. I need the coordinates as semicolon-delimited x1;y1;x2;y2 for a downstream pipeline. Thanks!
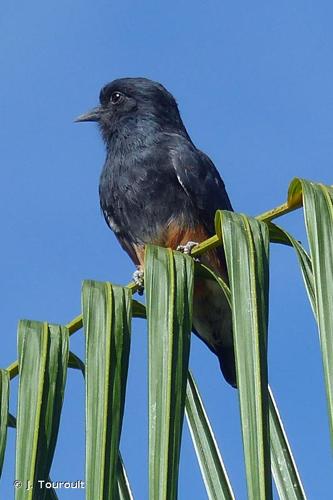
75;77;186;143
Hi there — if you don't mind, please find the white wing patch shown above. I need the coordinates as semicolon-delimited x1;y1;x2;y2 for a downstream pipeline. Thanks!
176;173;189;194
170;149;191;198
105;212;120;233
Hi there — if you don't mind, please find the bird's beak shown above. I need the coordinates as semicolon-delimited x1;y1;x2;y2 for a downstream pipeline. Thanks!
74;107;101;123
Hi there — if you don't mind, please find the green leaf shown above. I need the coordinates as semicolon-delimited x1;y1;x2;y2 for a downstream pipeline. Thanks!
216;210;272;500
132;299;146;319
0;369;9;477
15;321;69;500
145;245;194;500
117;455;134;500
68;351;85;376
185;372;235;500
289;178;333;447
83;281;132;500
269;387;306;500
66;347;134;498
194;262;231;307
44;487;59;500
267;223;315;313
8;413;16;429
265;222;293;247
196;232;306;498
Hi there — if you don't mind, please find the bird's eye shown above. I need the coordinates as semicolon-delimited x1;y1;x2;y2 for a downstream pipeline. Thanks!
110;91;123;104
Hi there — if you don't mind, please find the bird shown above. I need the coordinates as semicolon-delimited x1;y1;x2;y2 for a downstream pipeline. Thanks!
76;77;236;387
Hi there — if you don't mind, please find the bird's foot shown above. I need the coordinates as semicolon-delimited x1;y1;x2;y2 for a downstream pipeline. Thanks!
133;267;144;295
177;241;198;254
177;241;200;261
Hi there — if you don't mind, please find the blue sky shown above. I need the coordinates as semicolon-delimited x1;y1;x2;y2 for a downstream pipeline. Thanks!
1;1;332;498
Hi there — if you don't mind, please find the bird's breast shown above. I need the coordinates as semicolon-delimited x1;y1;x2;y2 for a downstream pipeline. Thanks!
99;153;197;245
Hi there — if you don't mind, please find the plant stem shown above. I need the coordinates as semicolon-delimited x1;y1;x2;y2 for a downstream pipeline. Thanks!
5;196;304;381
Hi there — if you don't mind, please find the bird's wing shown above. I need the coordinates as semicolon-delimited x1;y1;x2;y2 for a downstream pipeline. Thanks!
168;134;233;235
167;135;235;385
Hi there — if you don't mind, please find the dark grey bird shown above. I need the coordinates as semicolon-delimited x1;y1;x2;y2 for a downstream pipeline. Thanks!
76;77;236;386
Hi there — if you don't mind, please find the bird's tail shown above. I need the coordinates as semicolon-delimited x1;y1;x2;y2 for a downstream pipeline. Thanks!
216;345;237;388
192;276;237;388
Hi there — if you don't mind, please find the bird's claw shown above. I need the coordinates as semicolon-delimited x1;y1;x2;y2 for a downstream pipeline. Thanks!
133;268;144;295
177;241;198;255
176;241;200;261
